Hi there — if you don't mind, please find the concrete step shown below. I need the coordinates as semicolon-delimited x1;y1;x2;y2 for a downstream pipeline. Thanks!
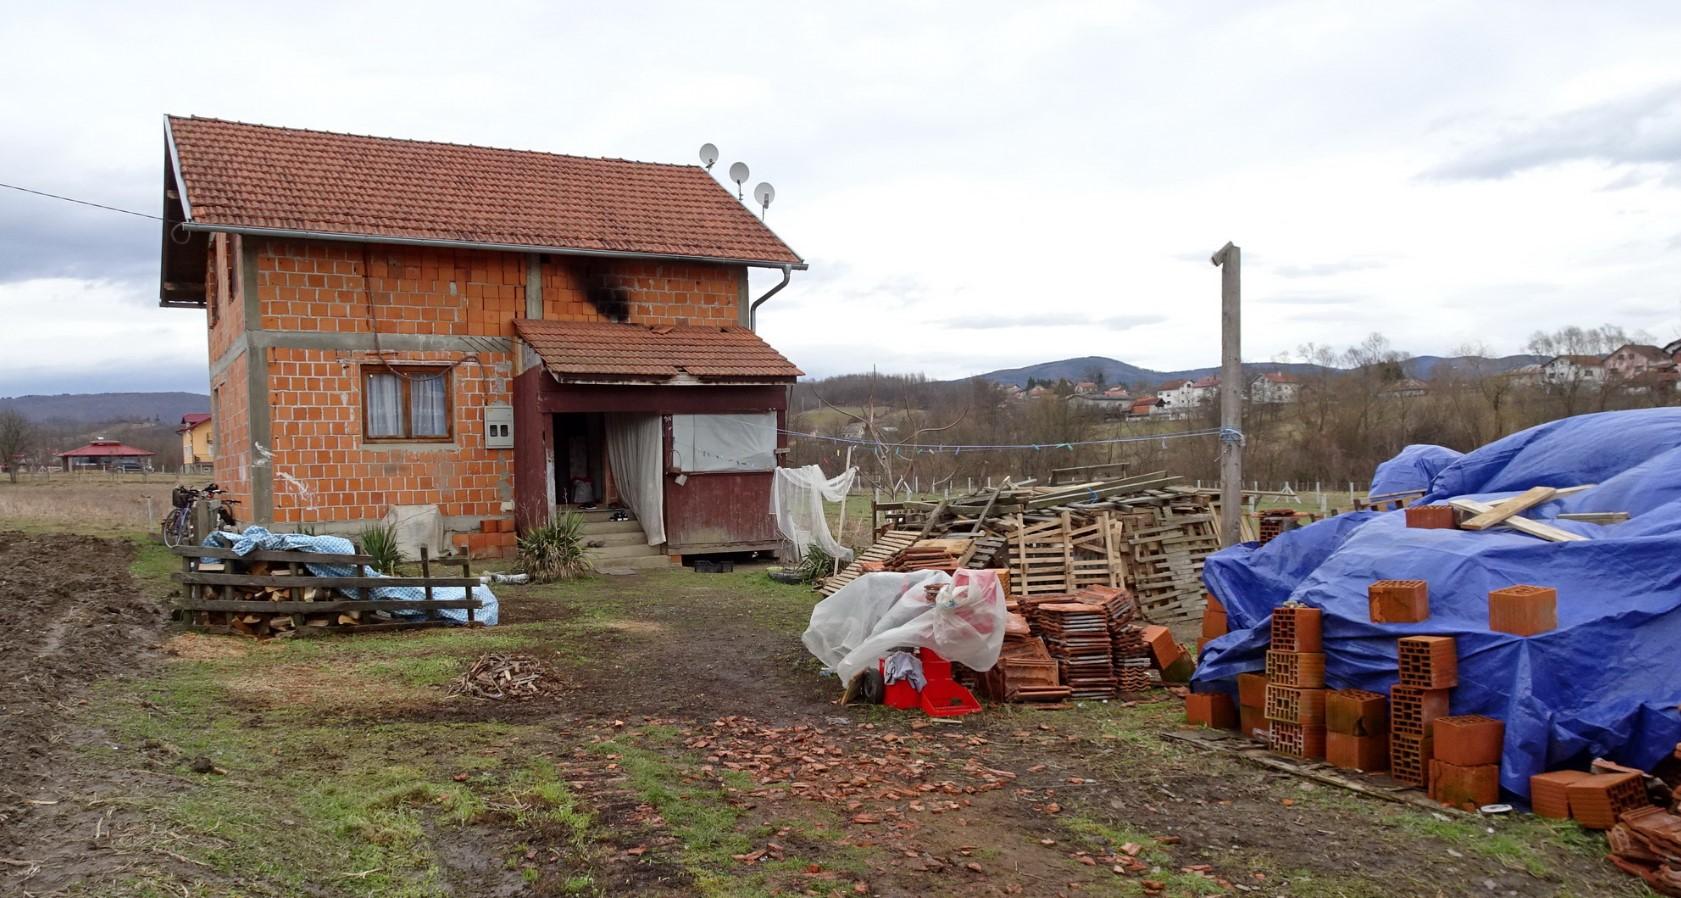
578;519;644;535
586;543;663;560
562;507;637;524
589;553;674;573
583;531;648;548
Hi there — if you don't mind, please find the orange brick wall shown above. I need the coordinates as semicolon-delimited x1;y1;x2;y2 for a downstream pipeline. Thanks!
264;346;513;525
209;350;251;507
206;234;247;363
539;257;743;326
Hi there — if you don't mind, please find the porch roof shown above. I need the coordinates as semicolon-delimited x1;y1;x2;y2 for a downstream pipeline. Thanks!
514;319;803;382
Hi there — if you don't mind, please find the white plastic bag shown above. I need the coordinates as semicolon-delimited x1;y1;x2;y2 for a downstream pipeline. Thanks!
801;569;1007;683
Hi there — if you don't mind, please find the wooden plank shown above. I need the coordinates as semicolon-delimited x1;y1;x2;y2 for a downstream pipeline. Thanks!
1556;511;1629;524
1459;486;1557;531
175;599;483;613
1447;498;1586;542
169;546;377;565
175;572;482;588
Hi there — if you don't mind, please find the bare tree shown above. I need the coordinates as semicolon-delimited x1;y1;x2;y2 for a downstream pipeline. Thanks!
0;410;33;483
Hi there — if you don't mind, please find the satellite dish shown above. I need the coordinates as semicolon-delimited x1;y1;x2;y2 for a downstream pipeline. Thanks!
753;182;776;218
698;142;719;170
728;161;750;198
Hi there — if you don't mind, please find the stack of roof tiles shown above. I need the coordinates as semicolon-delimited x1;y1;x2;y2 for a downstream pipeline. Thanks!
1033;602;1116;700
1609;806;1681;895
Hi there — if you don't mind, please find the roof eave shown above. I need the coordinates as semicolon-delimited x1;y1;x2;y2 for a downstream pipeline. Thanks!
180;222;808;270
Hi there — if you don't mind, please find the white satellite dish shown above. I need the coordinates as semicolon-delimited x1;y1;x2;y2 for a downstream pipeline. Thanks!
728;161;750;198
753;182;775;218
698;143;719;170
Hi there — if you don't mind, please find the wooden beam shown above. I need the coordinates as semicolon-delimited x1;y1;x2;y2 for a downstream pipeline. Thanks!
1459;486;1557;531
175;599;482;613
1556;511;1629;524
174;572;481;589
170;546;376;565
1447;498;1586;542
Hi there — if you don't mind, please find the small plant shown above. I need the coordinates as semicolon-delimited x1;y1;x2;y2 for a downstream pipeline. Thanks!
518;512;590;583
358;521;403;574
794;546;836;583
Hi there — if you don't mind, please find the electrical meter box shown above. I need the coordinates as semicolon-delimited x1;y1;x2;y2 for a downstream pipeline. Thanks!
484;405;514;449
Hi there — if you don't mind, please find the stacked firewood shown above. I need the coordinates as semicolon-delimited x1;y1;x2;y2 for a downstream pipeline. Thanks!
187;560;372;636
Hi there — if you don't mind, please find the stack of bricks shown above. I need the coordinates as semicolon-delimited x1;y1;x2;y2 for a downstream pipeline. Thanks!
1391;634;1456;788
1199;592;1228;654
1236;672;1270;742
1489;584;1558;636
1566;772;1649;829
1430;715;1503;809
1265;605;1326;759
451;517;518;559
1257;510;1298;544
1325;689;1388;772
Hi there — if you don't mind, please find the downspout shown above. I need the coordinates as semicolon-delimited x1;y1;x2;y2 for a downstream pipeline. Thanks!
748;265;793;331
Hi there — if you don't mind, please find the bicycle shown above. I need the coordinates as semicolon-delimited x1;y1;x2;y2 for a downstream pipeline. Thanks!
160;483;241;547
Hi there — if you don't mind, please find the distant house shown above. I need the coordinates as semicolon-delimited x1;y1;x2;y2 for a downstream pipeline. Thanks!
1618;369;1680;395
1604;344;1671;380
1069;392;1133;416
57;439;155;471
1248;372;1300;404
1188;376;1220;405
1542;355;1605;386
1378;378;1428;399
1504;363;1544;386
178;412;214;467
1129;396;1168;417
1102;385;1131;400
1026;385;1054;399
1073;381;1100;395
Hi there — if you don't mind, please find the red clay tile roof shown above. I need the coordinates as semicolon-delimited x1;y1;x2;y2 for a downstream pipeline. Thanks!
514;319;802;381
166;116;803;267
57;440;155;458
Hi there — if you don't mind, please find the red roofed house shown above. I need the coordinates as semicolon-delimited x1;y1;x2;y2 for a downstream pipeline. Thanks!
58;439;155;471
159;117;805;562
1247;371;1300;404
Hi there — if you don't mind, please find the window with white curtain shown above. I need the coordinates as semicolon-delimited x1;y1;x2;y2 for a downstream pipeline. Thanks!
669;412;777;472
362;365;452;441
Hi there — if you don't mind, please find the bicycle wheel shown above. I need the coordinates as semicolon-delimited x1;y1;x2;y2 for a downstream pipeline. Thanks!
162;510;187;547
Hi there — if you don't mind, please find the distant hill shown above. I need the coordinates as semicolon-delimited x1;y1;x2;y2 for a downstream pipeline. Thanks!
0;392;211;425
976;355;1541;389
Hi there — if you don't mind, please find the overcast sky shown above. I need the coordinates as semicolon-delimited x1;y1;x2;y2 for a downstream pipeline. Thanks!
3;0;1681;396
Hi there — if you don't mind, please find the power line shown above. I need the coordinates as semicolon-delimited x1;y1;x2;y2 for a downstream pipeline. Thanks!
0;181;164;221
776;425;1235;453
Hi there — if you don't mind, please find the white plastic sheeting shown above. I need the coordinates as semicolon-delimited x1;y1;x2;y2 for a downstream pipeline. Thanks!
771;464;857;562
384;504;444;561
801;569;1007;683
670;412;776;472
605;413;665;546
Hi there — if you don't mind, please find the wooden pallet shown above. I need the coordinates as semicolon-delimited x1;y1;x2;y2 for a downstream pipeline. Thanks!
820;530;919;595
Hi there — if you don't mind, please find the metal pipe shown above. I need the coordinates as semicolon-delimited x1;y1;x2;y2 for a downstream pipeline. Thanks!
748;264;793;331
177;222;808;272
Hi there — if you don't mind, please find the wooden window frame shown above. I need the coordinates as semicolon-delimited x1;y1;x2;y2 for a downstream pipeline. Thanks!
361;364;454;443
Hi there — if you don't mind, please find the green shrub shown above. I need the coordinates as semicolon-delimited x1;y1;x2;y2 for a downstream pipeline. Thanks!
795;545;836;583
518;512;590;583
358;522;403;574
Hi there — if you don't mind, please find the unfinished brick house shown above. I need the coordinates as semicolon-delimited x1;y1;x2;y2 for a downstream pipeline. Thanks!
159;117;804;563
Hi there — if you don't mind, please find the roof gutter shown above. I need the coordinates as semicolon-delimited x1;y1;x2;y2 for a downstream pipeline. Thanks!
177;222;808;271
748;264;793;331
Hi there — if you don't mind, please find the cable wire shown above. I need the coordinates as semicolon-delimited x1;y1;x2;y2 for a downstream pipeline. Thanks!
0;181;165;221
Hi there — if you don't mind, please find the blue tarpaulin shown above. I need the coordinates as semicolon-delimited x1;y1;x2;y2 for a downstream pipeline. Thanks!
1194;408;1681;800
203;526;499;625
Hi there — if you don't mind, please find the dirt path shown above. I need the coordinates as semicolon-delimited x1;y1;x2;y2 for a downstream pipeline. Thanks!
0;531;170;891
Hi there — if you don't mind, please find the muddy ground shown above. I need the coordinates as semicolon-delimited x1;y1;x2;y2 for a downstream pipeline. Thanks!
0;532;1649;898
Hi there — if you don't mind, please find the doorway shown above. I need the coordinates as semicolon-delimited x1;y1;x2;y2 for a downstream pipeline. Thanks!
553;413;607;507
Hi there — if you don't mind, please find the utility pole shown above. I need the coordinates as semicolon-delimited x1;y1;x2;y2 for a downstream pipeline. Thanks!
1211;242;1243;547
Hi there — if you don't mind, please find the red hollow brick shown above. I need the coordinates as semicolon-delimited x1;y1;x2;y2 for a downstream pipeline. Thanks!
1433;715;1504;767
1565;773;1647;829
1405;505;1458;530
1142;625;1185;670
1264;684;1327;726
1489;584;1557;637
1269;721;1327;760
1205;591;1226;615
1369;579;1430;623
1390;686;1450;737
1237;672;1270;709
1185;693;1239;730
1326;731;1389;772
1429;760;1500;810
1529;770;1589;820
1397;635;1458;688
1390;731;1435;788
1201;609;1229;640
1325;689;1388;737
1265;650;1326;688
1270;605;1323;652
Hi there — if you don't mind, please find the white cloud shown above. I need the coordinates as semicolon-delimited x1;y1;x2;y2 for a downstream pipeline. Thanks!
3;0;1681;390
